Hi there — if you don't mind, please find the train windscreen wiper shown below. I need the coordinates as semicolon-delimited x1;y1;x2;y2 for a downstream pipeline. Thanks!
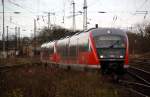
109;40;119;48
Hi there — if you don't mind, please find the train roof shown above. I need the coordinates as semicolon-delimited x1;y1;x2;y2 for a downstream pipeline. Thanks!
41;28;127;48
89;28;127;37
41;41;55;48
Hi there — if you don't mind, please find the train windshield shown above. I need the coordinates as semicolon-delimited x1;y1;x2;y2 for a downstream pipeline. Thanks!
94;35;125;48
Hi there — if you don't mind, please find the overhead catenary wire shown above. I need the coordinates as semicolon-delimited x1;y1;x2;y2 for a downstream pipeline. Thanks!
136;0;148;11
5;0;47;34
3;0;150;33
7;0;34;14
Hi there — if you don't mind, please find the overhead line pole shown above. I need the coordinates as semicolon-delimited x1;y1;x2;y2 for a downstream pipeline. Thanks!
18;27;20;52
45;12;55;29
83;0;87;31
2;0;6;58
48;12;50;29
6;26;8;57
15;26;17;56
34;19;36;56
72;0;76;32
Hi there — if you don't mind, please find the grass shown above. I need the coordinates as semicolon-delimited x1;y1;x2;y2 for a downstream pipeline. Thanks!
0;58;133;97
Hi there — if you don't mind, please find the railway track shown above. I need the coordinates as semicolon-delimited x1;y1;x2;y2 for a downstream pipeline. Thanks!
129;58;150;84
128;66;150;85
131;58;150;65
119;80;150;97
119;61;150;97
0;62;42;73
130;58;150;76
0;64;27;73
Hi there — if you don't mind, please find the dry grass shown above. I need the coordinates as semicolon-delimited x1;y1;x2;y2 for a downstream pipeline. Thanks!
0;57;136;97
0;57;40;67
0;62;134;97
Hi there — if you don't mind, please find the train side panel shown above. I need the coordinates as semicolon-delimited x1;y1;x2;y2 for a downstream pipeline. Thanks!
54;32;100;69
124;34;129;68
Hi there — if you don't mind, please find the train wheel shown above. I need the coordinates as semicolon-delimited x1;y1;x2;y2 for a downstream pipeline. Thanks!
67;66;71;71
84;67;88;72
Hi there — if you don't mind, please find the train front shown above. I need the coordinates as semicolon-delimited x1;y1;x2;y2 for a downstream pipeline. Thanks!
91;28;129;75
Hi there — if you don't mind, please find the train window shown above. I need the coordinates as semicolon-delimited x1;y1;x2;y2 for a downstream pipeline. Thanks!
62;40;68;58
57;39;69;59
94;35;125;48
46;42;54;55
48;46;54;55
78;33;89;52
69;37;77;57
57;42;63;56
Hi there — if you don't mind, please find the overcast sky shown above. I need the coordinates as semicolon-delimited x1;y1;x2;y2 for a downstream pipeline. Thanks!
0;0;150;37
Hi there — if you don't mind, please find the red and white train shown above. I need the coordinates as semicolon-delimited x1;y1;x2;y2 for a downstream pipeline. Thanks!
41;28;129;75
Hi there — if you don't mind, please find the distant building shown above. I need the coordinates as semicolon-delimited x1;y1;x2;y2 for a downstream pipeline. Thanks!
0;37;41;58
0;40;16;58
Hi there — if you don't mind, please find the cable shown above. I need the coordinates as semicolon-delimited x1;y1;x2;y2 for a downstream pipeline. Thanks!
7;0;36;15
136;0;148;11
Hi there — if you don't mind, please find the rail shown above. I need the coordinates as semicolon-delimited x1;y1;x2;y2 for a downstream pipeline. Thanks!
119;64;150;97
119;80;150;97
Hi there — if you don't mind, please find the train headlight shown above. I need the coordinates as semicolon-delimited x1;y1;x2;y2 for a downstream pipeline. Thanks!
100;55;104;58
119;55;123;58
